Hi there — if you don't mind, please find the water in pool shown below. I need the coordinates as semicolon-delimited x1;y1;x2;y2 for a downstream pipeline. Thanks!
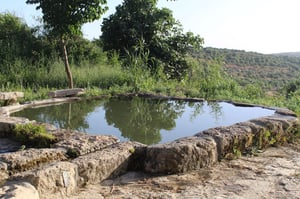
12;97;275;145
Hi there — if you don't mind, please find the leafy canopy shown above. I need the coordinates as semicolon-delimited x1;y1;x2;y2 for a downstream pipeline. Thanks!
101;0;203;80
26;0;108;36
0;13;35;62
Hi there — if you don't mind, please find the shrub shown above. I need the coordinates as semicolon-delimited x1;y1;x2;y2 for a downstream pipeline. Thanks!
13;123;57;148
66;147;80;158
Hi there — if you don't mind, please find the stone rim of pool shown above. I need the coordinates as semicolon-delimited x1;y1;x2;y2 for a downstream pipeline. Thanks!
7;94;296;145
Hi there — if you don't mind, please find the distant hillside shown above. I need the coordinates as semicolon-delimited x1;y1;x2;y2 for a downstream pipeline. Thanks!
195;48;300;90
272;52;300;58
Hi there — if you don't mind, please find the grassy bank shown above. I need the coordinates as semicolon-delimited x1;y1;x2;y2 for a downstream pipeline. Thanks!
1;58;299;116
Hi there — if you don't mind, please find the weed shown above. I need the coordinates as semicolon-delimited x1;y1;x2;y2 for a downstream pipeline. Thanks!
66;148;80;158
231;137;242;159
13;123;57;148
129;148;135;154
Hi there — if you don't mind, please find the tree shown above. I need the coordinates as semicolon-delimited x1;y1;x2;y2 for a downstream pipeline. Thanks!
101;0;203;80
26;0;108;88
0;13;35;65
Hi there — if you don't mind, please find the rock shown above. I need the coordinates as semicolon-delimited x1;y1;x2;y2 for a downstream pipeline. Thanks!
53;130;119;156
198;123;256;160
0;138;21;153
48;88;85;98
0;92;24;106
229;101;257;107
0;117;30;137
144;115;299;174
144;135;218;174
29;98;81;107
0;92;24;101
275;108;297;117
72;142;141;186
0;181;39;199
0;148;67;173
0;160;8;181
197;116;300;160
249;116;299;146
12;161;78;198
0;104;27;117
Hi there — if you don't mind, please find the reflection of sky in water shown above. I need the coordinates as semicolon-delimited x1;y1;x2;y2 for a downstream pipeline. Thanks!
160;102;275;143
13;99;275;145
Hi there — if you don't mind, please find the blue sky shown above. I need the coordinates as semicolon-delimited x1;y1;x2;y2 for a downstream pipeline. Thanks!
1;0;300;54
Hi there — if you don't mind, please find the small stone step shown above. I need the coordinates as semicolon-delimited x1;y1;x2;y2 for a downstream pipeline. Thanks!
52;129;119;156
48;88;85;98
0;148;67;173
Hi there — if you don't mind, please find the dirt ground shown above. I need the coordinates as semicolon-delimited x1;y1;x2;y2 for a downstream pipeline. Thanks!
58;144;300;199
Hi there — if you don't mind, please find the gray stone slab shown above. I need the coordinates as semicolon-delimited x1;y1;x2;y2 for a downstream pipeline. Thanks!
12;161;78;197
144;135;218;174
0;148;67;173
72;142;141;186
53;130;119;156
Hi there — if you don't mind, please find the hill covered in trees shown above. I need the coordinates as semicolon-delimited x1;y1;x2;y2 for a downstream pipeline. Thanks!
273;52;300;58
197;48;300;90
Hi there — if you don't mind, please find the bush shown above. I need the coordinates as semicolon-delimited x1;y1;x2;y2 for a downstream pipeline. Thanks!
13;123;57;148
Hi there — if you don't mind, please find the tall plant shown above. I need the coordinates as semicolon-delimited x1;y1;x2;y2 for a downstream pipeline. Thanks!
0;13;35;65
26;0;108;88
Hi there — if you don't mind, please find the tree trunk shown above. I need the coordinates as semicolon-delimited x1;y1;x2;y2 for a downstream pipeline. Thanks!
61;37;74;88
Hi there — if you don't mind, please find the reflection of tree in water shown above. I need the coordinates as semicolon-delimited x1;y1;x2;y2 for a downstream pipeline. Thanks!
188;101;223;122
13;100;105;131
103;97;184;145
187;101;205;121
207;102;223;121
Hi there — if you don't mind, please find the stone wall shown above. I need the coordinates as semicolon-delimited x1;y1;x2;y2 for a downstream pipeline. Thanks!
143;115;299;174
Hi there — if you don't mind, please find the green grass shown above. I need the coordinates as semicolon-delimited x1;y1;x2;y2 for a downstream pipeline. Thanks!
12;123;57;148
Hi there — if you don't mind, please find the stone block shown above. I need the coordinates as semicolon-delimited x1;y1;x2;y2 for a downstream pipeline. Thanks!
144;135;217;174
0;148;67;173
12;161;78;198
198;123;256;160
0;117;30;137
0;92;24;106
48;88;85;98
0;138;21;153
53;130;119;156
72;142;140;186
0;92;24;100
249;116;300;147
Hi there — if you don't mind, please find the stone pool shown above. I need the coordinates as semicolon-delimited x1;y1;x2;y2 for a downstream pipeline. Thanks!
12;97;275;145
